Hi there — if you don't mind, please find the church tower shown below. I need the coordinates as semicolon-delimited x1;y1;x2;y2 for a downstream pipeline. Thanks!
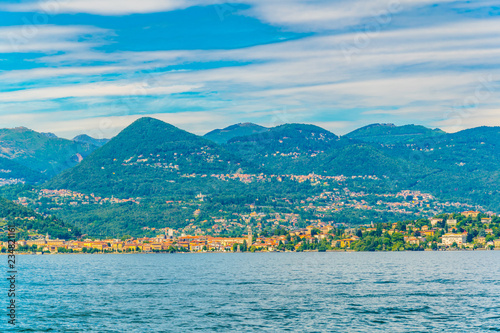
247;226;253;247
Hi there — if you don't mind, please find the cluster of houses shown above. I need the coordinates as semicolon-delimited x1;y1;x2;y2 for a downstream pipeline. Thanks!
2;211;499;253
16;189;140;208
4;232;258;253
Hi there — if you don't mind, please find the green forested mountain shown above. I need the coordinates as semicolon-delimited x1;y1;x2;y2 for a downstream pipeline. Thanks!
203;122;268;144
226;123;339;172
225;123;427;178
42;119;500;212
228;123;338;145
45;117;257;198
0;126;99;180
0;197;80;241
0;118;498;237
345;123;445;144
226;123;500;210
387;126;500;209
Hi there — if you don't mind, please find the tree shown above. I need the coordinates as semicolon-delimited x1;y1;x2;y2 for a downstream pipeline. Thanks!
355;229;363;238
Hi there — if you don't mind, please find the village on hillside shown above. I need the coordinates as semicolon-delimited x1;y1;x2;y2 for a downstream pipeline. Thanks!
23;173;483;218
2;210;499;254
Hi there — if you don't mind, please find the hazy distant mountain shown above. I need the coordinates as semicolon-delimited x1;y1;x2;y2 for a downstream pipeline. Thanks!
41;132;58;139
204;123;268;144
73;134;110;147
0;157;46;183
345;123;445;144
0;127;99;180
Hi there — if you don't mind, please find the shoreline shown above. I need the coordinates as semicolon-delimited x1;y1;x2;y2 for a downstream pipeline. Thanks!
3;248;498;255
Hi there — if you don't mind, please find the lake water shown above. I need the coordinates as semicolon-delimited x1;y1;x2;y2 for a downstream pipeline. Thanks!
3;251;500;332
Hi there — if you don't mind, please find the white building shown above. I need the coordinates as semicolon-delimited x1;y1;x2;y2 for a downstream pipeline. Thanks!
442;233;467;246
446;219;457;227
430;218;443;227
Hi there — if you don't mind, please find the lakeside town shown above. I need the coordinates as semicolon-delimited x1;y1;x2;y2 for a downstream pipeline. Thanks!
2;210;499;254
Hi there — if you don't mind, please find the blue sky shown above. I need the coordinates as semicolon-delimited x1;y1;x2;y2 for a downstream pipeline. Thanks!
0;0;499;139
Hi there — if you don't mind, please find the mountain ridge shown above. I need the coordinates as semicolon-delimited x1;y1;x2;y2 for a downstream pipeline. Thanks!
345;123;446;144
204;122;268;144
45;117;257;197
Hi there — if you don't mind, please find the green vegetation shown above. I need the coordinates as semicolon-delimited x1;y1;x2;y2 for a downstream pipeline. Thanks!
0;197;81;241
45;117;257;197
0;118;499;238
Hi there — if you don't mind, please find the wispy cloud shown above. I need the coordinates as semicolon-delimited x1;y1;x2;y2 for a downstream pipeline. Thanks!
0;81;201;102
0;66;128;82
0;0;219;16
0;25;110;53
240;0;474;32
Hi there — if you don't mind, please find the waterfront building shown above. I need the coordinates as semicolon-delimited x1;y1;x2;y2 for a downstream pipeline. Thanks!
442;233;467;246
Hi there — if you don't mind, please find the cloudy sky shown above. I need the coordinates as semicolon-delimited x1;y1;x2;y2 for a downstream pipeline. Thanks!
0;0;499;139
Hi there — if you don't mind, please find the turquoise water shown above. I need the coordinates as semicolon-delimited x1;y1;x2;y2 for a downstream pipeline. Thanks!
3;252;500;332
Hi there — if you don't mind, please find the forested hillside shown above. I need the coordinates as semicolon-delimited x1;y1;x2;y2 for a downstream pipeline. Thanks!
0;197;80;241
0;118;498;237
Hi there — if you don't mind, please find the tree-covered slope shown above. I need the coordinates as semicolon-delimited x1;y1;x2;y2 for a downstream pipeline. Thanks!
225;123;500;210
226;123;338;171
225;123;426;178
45;117;257;197
12;120;499;236
397;126;500;209
0;197;80;240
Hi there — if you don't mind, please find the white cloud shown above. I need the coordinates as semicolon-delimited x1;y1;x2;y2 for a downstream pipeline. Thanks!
3;18;500;134
0;25;110;53
240;0;472;32
0;81;201;102
0;0;220;15
433;108;500;133
0;66;128;82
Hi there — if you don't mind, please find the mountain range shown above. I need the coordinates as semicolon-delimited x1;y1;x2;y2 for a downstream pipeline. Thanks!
0;118;498;237
47;117;254;197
